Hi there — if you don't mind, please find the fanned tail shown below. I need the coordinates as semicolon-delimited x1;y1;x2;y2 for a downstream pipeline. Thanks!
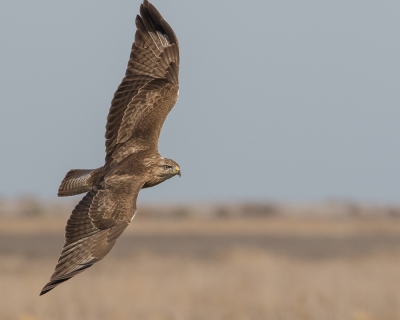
58;168;102;197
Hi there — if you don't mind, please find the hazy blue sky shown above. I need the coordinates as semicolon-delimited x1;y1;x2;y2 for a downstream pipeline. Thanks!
1;0;399;204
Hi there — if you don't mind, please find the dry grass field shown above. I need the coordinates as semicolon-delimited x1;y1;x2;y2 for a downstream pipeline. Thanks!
1;214;400;320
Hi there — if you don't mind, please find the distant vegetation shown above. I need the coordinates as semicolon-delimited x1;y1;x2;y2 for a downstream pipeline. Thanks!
2;207;400;319
1;196;399;219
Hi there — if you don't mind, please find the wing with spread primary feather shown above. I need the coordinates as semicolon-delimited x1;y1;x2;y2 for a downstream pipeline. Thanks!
105;0;180;167
40;174;145;295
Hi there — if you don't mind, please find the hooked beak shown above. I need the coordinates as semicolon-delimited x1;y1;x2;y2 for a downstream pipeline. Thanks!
175;166;181;177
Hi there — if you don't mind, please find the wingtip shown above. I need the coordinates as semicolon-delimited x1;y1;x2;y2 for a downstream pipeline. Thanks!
39;278;63;296
39;273;76;296
137;0;178;46
39;283;54;296
39;290;48;296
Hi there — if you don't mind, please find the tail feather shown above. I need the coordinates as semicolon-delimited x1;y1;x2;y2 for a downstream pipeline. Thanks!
58;169;95;197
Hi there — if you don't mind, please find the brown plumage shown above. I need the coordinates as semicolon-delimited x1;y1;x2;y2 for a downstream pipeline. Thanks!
41;0;181;296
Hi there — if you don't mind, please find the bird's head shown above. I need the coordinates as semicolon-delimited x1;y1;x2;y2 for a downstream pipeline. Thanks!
155;158;181;179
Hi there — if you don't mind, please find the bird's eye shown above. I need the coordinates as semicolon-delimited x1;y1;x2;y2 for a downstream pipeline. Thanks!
163;165;171;170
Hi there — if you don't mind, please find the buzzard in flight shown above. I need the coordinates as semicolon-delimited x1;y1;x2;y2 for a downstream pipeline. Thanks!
40;0;181;295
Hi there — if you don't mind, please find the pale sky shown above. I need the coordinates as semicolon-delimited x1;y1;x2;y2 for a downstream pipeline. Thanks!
1;0;399;204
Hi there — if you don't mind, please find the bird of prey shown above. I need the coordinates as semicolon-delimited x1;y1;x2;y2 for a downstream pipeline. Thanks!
40;0;181;295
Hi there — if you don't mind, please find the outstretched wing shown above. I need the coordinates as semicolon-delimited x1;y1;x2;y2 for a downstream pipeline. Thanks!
40;174;145;295
105;0;180;167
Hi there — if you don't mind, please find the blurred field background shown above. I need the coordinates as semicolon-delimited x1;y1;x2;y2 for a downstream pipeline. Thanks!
2;0;400;319
1;199;400;320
